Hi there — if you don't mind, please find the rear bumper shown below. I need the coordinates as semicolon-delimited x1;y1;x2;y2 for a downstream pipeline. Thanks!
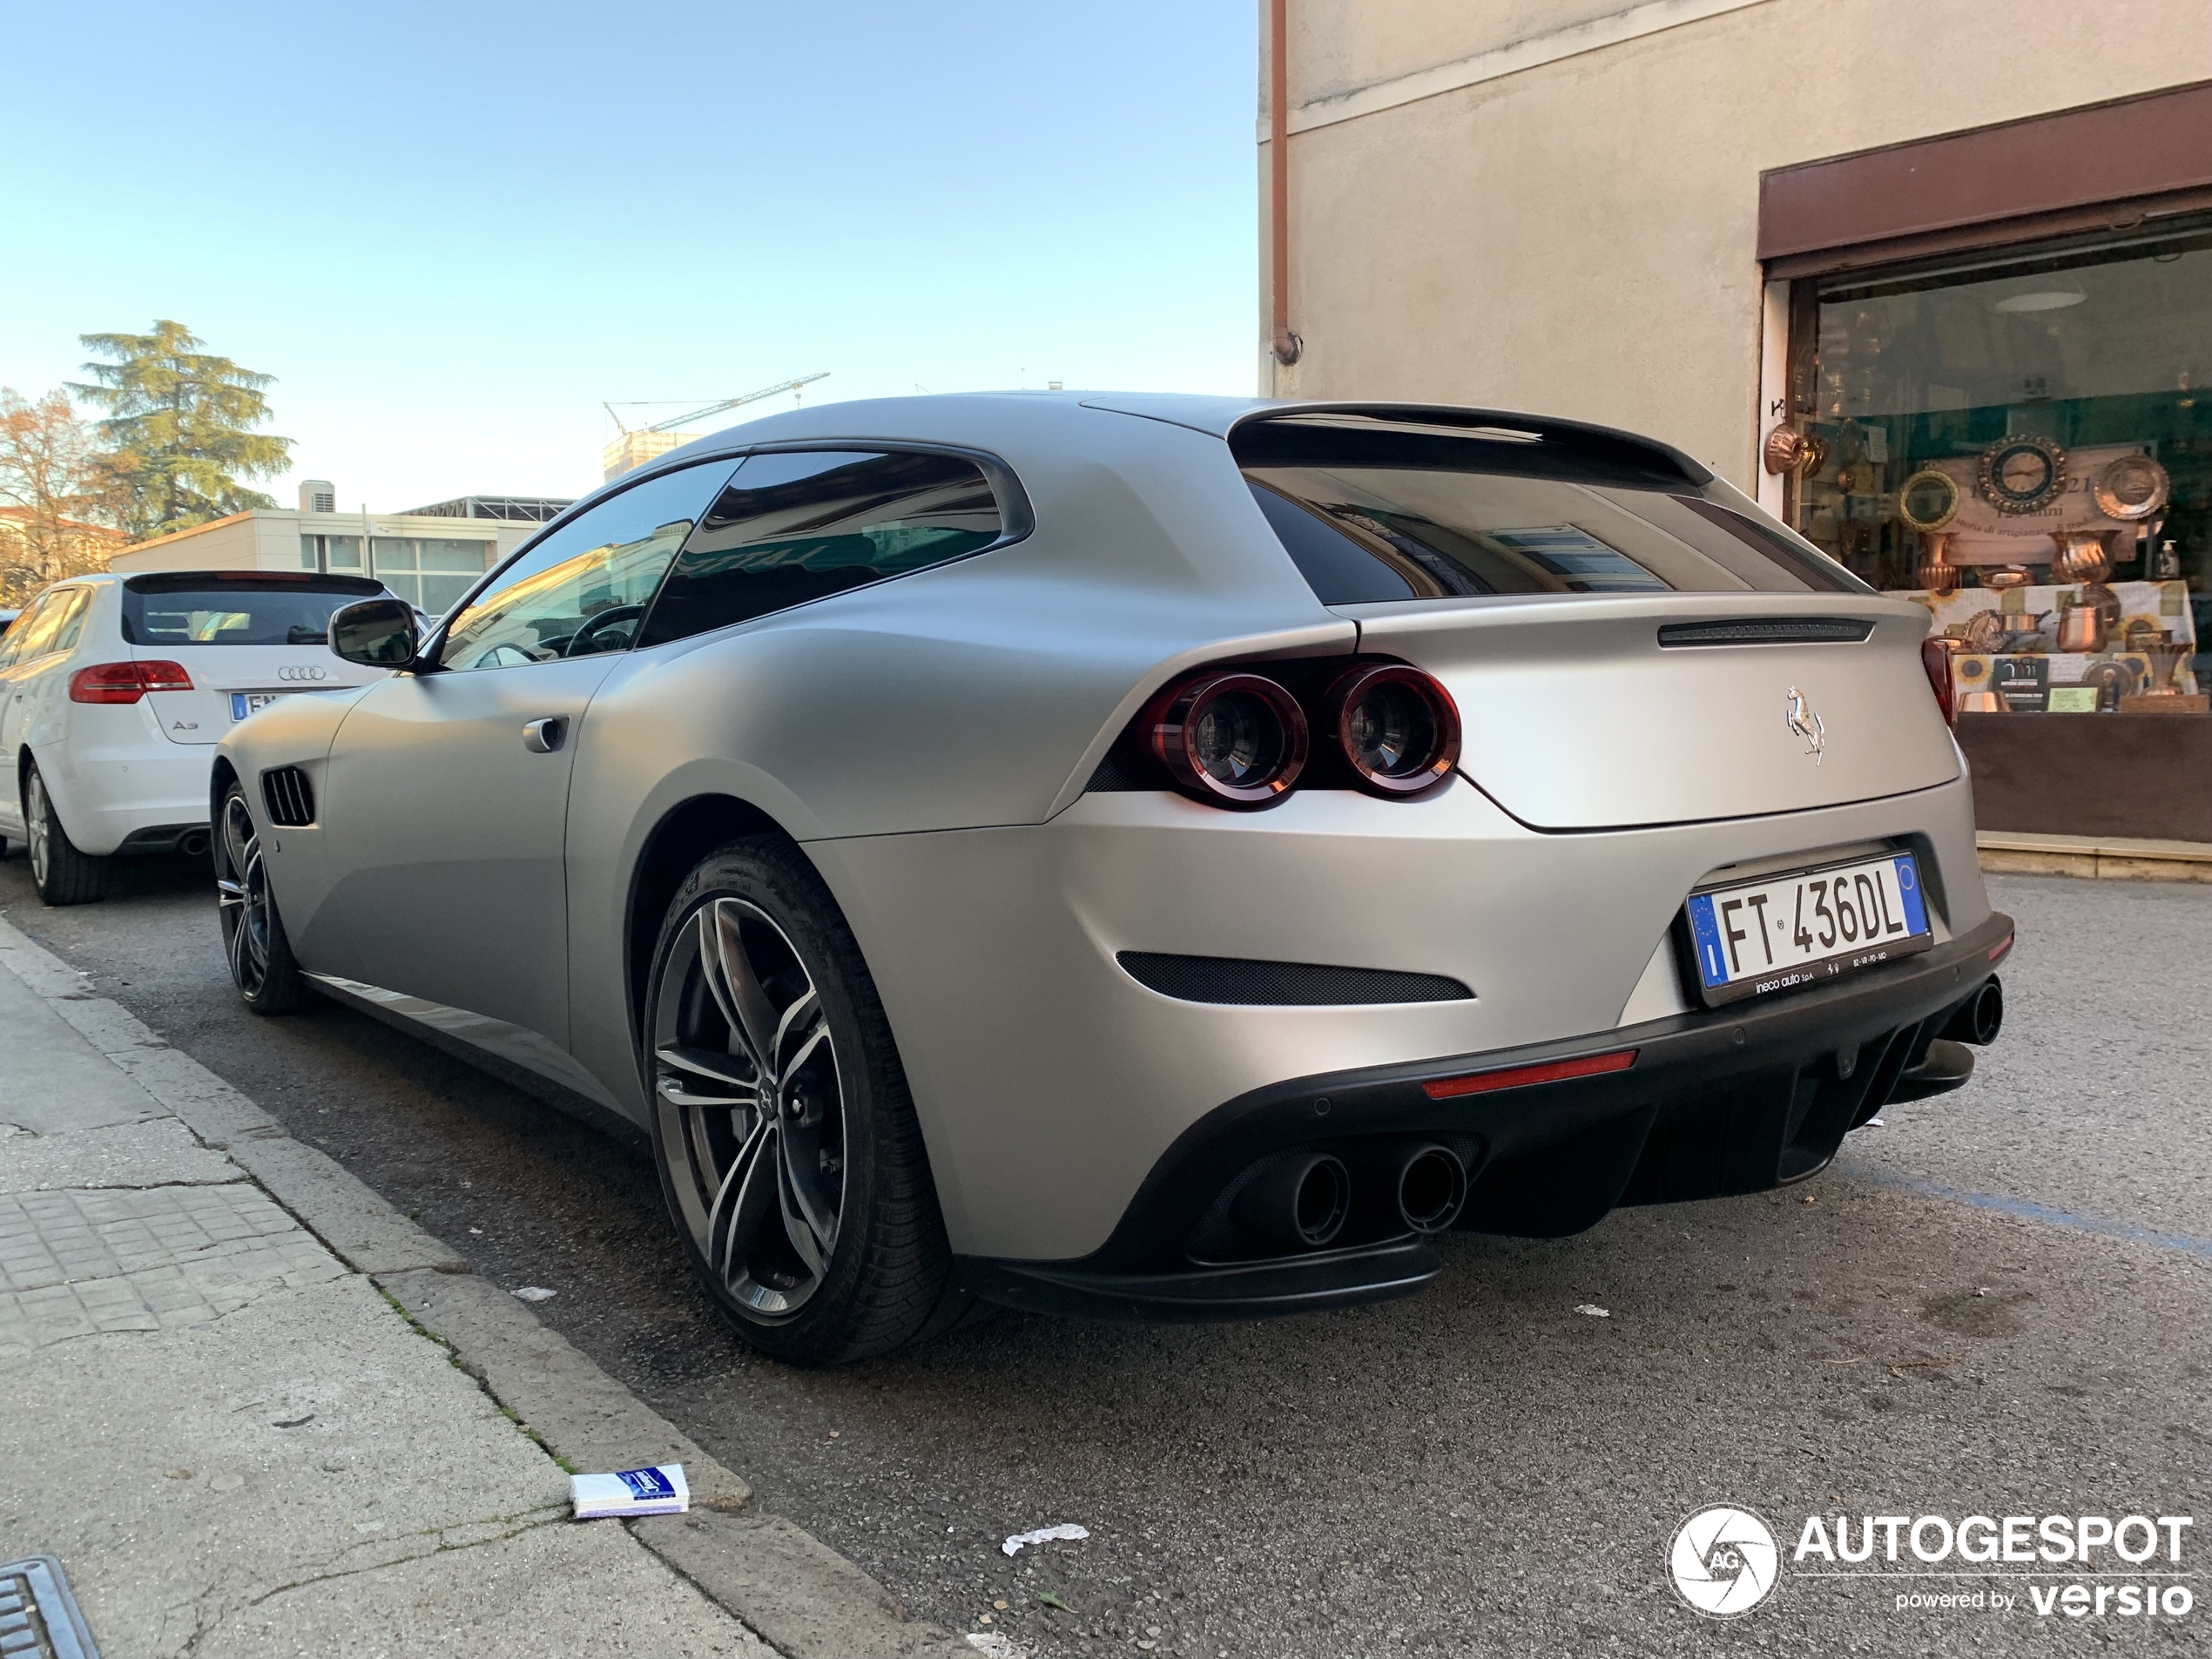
34;740;212;856
962;910;2013;1321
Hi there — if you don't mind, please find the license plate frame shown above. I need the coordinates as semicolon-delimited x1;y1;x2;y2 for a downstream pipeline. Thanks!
1676;851;1932;1008
230;691;292;721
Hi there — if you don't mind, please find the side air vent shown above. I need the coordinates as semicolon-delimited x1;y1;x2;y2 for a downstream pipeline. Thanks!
1117;951;1473;1007
261;765;315;826
1657;617;1874;647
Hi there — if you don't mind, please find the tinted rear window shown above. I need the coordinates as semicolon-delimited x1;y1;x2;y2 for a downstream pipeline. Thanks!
1236;415;1865;604
121;583;387;647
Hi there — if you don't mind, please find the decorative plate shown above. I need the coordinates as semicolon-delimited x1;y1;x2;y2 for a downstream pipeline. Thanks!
2093;454;2169;521
1977;435;2067;515
1898;468;1961;532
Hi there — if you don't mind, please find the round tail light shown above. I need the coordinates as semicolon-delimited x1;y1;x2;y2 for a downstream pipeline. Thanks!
1325;664;1460;795
1148;672;1308;807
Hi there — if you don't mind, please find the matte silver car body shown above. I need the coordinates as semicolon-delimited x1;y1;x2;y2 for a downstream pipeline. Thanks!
215;393;1998;1279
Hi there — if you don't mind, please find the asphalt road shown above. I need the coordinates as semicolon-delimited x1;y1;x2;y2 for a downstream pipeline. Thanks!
3;851;2207;1657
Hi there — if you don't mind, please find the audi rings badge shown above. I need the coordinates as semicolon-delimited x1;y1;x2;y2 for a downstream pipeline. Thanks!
276;664;329;683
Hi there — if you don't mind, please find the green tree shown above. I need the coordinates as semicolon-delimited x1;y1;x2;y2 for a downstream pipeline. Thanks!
71;320;292;541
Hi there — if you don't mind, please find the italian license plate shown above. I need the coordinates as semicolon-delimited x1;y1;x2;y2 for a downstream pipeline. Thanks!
1683;853;1932;1006
230;691;291;720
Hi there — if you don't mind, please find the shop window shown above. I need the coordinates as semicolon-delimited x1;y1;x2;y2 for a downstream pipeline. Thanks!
1782;223;2211;717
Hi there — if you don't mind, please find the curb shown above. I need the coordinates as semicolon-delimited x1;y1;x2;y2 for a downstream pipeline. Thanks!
1976;830;2212;885
0;914;974;1659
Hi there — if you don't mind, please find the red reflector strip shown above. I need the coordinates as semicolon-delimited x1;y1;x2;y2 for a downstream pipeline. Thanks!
1988;934;2013;962
1422;1048;1638;1100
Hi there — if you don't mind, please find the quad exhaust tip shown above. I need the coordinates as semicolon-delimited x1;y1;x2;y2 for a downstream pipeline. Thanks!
1227;1141;1471;1252
1231;1152;1351;1249
1393;1143;1469;1234
1941;977;2004;1047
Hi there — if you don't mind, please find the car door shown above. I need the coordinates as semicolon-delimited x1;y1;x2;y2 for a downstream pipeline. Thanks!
308;458;738;1041
0;590;62;837
0;588;90;781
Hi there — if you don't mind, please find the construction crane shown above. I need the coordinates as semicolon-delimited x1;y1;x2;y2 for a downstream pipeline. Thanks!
601;374;831;480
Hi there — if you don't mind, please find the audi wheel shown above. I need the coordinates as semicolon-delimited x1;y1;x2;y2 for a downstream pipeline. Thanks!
24;761;109;906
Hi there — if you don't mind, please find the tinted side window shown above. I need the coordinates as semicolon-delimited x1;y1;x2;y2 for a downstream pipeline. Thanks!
3;591;78;664
437;460;738;671
0;594;57;668
637;450;1002;648
49;589;93;654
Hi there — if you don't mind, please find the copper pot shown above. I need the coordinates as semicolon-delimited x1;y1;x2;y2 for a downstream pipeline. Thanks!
1984;565;2032;592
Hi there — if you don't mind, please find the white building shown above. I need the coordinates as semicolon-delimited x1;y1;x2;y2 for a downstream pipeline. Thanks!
105;482;574;616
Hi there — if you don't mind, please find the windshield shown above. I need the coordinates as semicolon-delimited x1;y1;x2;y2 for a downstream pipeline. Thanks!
121;583;386;647
1236;415;1866;604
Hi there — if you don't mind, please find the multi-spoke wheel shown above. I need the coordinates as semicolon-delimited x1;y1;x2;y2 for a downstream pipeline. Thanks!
645;837;969;1366
23;761;108;906
214;781;308;1014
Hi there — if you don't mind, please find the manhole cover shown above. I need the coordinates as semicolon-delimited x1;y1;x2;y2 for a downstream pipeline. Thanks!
0;1558;100;1658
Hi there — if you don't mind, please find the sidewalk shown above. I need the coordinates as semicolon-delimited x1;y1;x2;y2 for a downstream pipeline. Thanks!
0;915;970;1659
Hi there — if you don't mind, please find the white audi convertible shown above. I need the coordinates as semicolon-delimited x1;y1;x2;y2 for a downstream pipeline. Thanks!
211;395;2010;1365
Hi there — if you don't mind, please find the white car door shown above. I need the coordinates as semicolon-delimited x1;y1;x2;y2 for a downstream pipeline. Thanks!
1;587;91;771
0;590;65;839
308;457;738;1045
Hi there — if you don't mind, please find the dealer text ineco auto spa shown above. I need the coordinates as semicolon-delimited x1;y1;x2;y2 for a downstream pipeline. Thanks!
1793;1514;2195;1620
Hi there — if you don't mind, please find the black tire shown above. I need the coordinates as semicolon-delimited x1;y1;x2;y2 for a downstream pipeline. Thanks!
643;836;973;1366
214;781;310;1015
24;761;109;906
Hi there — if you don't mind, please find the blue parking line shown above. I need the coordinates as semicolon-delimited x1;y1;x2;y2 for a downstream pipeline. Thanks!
1840;1167;2212;1264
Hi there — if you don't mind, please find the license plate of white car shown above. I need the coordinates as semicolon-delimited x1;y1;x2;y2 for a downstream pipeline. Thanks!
1683;852;1931;1006
231;691;291;720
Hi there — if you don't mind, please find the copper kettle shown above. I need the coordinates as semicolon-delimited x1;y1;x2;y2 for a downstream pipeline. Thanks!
2055;604;2107;652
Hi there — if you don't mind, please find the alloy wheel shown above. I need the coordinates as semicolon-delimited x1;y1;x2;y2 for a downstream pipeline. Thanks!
654;896;848;1318
24;771;50;888
216;793;273;998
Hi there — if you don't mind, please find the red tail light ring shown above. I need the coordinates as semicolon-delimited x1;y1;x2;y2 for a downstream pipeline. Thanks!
1325;664;1461;795
1147;671;1309;808
1920;637;1959;727
69;661;193;705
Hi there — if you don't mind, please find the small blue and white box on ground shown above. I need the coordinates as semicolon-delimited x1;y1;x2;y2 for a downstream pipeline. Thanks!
570;1463;689;1519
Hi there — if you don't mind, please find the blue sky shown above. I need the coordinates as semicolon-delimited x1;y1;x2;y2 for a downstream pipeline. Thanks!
1;2;1258;509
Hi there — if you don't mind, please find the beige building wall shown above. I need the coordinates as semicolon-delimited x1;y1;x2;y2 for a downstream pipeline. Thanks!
109;509;536;576
1259;0;2212;492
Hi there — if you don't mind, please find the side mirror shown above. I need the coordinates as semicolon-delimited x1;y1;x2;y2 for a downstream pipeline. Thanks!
329;597;420;668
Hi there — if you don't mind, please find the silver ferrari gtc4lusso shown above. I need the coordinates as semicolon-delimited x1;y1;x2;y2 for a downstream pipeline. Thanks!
211;395;2011;1365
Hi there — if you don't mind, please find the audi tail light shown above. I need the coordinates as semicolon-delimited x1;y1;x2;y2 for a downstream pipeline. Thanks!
1146;671;1309;807
1920;637;1958;727
69;660;193;704
1324;664;1460;796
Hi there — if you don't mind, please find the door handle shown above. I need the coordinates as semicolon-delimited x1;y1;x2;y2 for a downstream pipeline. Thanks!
522;716;568;754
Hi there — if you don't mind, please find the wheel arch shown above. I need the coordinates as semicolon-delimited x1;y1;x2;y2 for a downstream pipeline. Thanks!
209;754;242;826
624;792;801;1055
